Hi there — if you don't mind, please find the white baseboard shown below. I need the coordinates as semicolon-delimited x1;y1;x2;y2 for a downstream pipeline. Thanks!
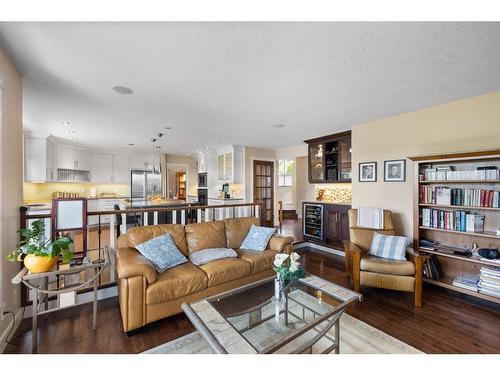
294;241;345;257
0;308;23;353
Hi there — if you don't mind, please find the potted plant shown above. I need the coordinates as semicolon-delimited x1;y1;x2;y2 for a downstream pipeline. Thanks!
273;252;306;301
7;220;74;273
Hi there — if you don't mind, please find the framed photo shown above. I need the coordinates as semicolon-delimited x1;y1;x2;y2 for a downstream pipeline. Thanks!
384;159;406;182
359;162;377;182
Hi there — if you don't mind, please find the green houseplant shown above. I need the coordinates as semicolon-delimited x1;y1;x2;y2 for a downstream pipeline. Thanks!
7;220;74;273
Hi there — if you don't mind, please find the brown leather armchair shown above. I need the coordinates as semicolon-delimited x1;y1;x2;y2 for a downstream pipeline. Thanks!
343;209;425;307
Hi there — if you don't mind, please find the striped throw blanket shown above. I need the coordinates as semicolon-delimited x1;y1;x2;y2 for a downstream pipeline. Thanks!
357;207;384;229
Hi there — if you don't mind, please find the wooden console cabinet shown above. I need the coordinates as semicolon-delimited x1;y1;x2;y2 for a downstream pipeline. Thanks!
303;202;350;249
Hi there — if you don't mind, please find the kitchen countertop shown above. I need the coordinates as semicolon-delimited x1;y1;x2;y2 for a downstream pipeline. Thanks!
121;198;191;209
208;197;245;201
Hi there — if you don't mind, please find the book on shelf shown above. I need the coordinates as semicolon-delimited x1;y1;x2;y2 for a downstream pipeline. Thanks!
478;267;500;298
421;167;499;181
452;275;479;292
419;186;500;208
423;254;443;280
421;208;485;232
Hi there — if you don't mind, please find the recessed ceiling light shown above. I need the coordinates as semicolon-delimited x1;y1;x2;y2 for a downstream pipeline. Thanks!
62;121;71;126
164;126;172;130
68;130;76;134
217;141;223;144
112;86;134;95
128;143;135;146
72;137;78;141
156;146;162;149
272;124;285;129
76;143;81;146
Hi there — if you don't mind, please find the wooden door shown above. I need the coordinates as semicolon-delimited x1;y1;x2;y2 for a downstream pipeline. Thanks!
253;160;274;227
325;208;340;243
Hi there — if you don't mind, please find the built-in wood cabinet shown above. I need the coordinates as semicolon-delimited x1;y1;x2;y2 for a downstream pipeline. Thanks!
304;130;352;183
302;202;350;249
324;204;350;247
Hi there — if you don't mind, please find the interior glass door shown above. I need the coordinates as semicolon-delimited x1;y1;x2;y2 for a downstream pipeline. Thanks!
253;160;274;227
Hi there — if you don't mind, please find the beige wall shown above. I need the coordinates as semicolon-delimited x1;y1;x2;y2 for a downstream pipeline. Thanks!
162;154;198;197
352;91;500;237
295;156;315;218
0;49;23;342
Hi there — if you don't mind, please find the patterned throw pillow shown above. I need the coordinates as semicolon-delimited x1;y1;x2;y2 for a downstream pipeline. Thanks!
368;232;410;261
240;225;276;251
135;233;188;273
189;248;238;266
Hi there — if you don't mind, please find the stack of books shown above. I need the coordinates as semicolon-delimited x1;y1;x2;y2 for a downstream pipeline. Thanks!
423;255;443;280
452;275;479;292
419;186;500;208
478;267;500;298
421;208;485;232
422;168;499;181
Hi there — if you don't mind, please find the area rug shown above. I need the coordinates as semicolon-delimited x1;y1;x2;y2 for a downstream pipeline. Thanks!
143;313;422;354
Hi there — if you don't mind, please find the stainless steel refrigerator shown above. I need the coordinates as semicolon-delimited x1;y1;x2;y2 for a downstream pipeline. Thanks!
131;170;162;198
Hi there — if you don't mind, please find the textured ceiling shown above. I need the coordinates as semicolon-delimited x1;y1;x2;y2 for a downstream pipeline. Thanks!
1;22;500;153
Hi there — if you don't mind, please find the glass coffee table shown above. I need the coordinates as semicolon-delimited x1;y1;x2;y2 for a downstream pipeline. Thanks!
181;274;362;354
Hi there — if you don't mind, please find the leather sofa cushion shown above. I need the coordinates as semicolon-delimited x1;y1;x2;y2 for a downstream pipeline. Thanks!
224;217;259;249
237;249;278;274
360;271;415;292
360;255;415;276
185;221;226;254
199;258;252;287
146;262;208;304
127;224;188;256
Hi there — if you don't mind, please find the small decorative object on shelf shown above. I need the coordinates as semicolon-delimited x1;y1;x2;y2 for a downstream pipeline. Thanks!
272;252;306;301
7;219;73;273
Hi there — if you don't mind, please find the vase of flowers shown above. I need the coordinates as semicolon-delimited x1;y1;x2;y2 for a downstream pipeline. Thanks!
7;220;74;273
272;252;305;301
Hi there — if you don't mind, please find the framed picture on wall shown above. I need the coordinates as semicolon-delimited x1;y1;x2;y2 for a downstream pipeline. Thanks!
359;162;377;182
384;159;406;182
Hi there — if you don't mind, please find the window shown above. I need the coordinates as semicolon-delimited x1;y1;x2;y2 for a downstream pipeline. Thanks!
278;159;294;186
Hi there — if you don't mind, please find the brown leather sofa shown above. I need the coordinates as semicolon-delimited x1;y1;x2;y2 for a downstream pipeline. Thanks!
115;217;294;332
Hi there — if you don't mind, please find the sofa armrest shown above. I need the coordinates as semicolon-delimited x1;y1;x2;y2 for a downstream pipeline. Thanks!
268;235;294;253
116;247;157;284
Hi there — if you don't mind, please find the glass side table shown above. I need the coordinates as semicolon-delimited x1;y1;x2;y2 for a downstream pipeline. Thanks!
12;246;110;352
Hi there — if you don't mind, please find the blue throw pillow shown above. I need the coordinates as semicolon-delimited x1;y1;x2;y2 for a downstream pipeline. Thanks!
240;225;276;251
135;233;188;273
368;232;410;261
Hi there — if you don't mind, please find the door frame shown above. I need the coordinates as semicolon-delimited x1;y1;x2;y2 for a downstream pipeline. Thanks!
252;159;276;227
165;163;189;199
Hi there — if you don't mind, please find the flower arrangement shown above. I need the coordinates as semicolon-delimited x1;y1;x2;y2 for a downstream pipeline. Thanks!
273;251;306;281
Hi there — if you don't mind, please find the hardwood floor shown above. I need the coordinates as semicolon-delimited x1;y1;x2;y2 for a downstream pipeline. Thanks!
5;247;500;354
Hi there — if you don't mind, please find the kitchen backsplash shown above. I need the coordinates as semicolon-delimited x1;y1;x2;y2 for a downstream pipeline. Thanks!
314;184;352;203
24;182;130;204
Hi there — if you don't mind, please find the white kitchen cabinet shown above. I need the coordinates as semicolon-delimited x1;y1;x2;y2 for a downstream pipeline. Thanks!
93;153;114;183
113;154;130;184
24;137;46;182
24;136;57;182
216;146;243;183
56;147;92;171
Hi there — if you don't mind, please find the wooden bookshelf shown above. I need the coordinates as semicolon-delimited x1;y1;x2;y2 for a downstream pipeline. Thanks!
409;149;500;305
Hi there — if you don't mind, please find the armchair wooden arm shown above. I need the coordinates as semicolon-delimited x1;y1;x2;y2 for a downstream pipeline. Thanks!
405;247;426;307
343;241;365;292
